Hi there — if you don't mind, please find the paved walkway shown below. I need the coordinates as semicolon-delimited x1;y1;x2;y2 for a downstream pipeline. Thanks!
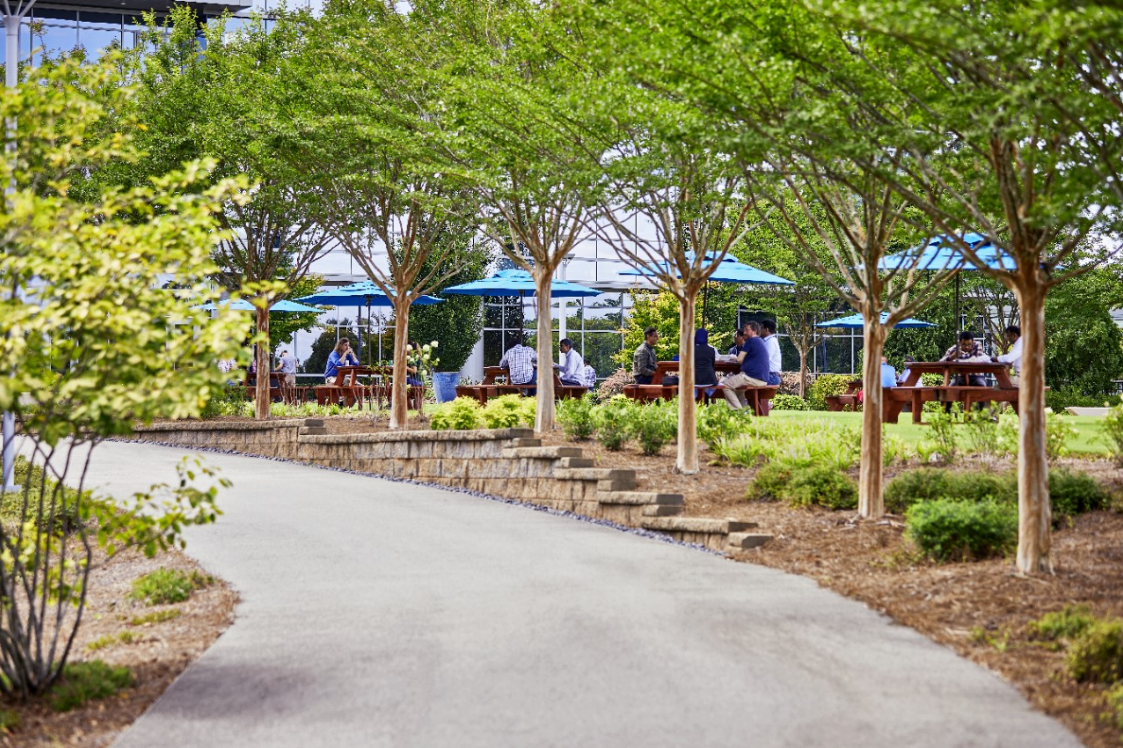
59;441;1077;748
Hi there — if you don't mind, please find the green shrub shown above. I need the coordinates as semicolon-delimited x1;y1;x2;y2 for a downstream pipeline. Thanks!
771;394;809;411
1049;470;1110;519
747;463;792;500
697;400;752;450
884;469;1017;513
1106;683;1123;731
783;466;858;510
481;394;532;429
715;434;773;468
963;410;1000;457
0;710;18;731
200;384;249;419
129;568;211;606
807;374;853;411
905;499;1017;562
50;661;133;712
519;397;536;428
557;395;596;441
1029;604;1097;642
1045;387;1120;412
884;469;954;513
430;397;484;430
631;401;677;456
1104;404;1123;467
926;408;959;462
0;457;86;534
1067;619;1123;684
594;396;634;451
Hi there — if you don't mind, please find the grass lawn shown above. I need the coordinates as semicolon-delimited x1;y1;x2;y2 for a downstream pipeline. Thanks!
767;410;1113;457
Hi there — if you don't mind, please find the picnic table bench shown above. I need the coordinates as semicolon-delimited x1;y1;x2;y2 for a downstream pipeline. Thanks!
314;366;425;410
455;365;588;405
885;361;1020;424
825;380;863;412
624;360;778;416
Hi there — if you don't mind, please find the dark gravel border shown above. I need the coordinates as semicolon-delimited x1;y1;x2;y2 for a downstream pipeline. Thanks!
107;438;720;556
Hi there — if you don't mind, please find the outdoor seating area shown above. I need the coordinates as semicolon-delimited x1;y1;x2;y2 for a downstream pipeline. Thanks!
455;366;589;405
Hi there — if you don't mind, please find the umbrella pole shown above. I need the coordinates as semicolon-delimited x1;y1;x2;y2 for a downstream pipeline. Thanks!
954;272;961;338
702;283;708;328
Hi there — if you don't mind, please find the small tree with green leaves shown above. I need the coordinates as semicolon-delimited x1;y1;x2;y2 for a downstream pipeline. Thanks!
0;58;245;697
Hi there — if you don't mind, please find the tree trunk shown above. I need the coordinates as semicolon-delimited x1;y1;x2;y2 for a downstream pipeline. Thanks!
389;300;411;430
533;270;556;432
254;306;271;420
1014;282;1052;574
798;348;808;398
676;293;699;474
858;317;886;518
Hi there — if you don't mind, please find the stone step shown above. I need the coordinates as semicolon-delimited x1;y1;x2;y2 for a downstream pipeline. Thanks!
642;504;686;517
553;467;635;483
555;457;595;469
300;426;328;436
304;418;325;427
503;446;585;460
598;491;684;507
507;437;542;448
640;517;759;535
726;532;774;551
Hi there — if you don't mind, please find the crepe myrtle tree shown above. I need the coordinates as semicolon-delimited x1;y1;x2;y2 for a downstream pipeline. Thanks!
301;1;480;428
419;0;607;432
573;0;957;515
132;8;333;419
802;0;1123;572
576;83;753;473
0;58;244;695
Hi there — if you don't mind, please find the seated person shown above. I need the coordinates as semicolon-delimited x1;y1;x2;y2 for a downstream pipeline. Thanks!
722;321;769;410
557;338;585;386
728;329;745;356
694;328;719;401
405;341;424;387
632;327;659;385
897;356;916;386
324;339;359;384
581;364;597;388
499;333;537;394
880;356;897;389
992;325;1022;385
941;331;989;386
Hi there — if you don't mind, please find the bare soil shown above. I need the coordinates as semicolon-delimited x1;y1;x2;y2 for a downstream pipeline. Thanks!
0;550;236;748
541;432;1123;748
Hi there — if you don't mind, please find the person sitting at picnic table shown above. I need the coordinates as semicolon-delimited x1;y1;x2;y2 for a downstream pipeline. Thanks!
941;331;990;385
727;329;745;357
500;332;537;394
324;338;359;384
723;321;770;410
633;327;659;385
694;328;719;401
760;320;783;387
557;338;585;386
897;355;916;386
275;349;298;388
880;356;897;389
992;325;1022;384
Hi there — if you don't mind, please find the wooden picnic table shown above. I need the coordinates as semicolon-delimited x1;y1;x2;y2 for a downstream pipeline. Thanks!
886;360;1018;424
626;360;777;415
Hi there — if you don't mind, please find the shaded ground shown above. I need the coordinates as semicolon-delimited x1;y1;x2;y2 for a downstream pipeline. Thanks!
0;550;236;748
540;430;1123;748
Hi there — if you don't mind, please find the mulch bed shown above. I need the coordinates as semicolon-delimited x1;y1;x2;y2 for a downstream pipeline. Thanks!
540;431;1123;748
0;550;236;748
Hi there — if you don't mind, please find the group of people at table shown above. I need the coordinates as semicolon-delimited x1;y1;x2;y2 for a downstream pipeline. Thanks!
631;320;1025;411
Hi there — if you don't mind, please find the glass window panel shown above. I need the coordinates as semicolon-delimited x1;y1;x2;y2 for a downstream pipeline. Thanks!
581;332;624;380
77;27;122;60
35;23;79;58
483;331;503;368
484;302;503;328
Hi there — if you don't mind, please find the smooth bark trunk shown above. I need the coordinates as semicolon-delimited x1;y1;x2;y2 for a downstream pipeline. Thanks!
1014;283;1052;574
858;318;886;518
254;306;270;420
676;294;699;474
533;271;556;432
389;301;411;430
798;349;808;398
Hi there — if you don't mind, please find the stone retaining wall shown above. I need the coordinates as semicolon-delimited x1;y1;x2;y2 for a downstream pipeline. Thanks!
130;420;771;552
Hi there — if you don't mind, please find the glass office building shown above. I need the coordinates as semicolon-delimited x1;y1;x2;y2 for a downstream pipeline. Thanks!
2;2;252;64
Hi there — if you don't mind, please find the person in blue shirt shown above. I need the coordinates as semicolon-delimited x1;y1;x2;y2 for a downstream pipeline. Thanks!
324;338;359;383
722;321;770;410
880;356;897;389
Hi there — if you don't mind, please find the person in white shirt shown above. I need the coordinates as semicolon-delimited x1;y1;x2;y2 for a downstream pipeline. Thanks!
760;319;783;386
992;325;1023;383
557;338;585;386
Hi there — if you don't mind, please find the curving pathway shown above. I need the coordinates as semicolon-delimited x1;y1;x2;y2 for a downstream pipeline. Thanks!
58;441;1079;748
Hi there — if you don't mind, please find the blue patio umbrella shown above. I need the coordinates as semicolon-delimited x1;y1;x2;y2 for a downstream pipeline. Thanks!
298;282;445;364
194;298;325;313
877;233;1017;343
620;253;795;324
440;268;600;298
816;312;936;329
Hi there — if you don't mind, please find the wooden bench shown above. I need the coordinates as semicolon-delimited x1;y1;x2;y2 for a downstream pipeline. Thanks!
455;366;506;405
825;380;863;412
244;372;284;403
